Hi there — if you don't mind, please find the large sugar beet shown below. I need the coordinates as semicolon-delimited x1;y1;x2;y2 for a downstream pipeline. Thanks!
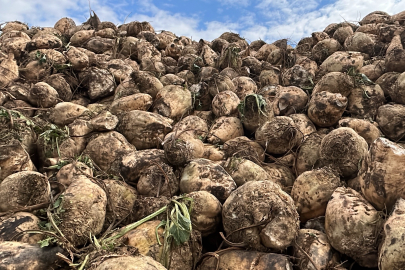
295;133;323;176
28;82;59;108
117;110;172;150
217;43;242;70
44;74;73;101
84;131;136;172
255;44;278;61
4;83;30;103
261;163;295;194
56;162;93;187
344;32;377;56
376;104;405;141
95;255;166;270
259;68;280;86
379;198;405;270
312;38;342;63
224;157;270;187
109;93;153;114
48;102;89;126
172;115;209;139
19;60;50;82
107;59;134;82
162;132;204;166
198;250;292;270
338;118;381;145
360;60;385;81
238;93;274;133
281;64;315;89
333;26;353;44
58;175;107;246
290;113;316;137
0;212;44;244
360;11;391;25
389;71;405;104
312;72;354;97
0;241;64;270
137;162;179;197
292;167;341;222
308;91;347;127
222;136;265;162
79;67;115;100
0;142;36;181
347;84;385;119
27;49;65;66
0;110;37;154
1;33;31;60
272;86;308;116
66;46;89;70
54;17;76;35
325;187;381;268
385;48;405;73
26;34;62;50
222;180;299;251
128;196;169;223
212;91;240;117
255;116;301;155
89;111;119;131
131;70;163;98
114;76;140;100
180;158;236;202
0;53;19;88
319;127;368;178
124;220;202;270
360;138;405;210
0;171;49;212
318;51;363;76
187;191;222;236
2;21;28;33
103;179;137;229
153;85;192;120
206;116;244;144
110;149;168;184
207;74;235;96
293;229;340;270
231;76;257;99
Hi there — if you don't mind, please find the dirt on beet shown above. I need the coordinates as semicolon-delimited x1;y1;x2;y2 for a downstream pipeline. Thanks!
1;8;405;270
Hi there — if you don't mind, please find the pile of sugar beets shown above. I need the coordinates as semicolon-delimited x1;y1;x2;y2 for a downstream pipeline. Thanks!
2;9;405;270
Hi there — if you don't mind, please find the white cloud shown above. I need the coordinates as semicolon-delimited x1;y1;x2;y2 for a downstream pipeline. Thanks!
0;0;83;27
0;0;122;28
257;0;289;9
241;25;269;42
124;0;242;40
0;0;242;41
1;0;404;46
257;0;405;43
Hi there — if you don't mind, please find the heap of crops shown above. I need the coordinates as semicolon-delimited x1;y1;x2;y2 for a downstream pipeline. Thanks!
1;9;405;270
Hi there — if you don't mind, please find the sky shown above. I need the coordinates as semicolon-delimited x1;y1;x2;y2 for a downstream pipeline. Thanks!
1;0;405;45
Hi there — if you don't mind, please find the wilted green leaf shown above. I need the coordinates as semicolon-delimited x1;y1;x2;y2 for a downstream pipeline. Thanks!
156;220;166;245
53;195;64;209
38;237;56;248
38;238;51;248
169;212;191;246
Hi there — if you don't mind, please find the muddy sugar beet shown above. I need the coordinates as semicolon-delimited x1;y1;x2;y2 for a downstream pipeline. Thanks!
1;9;405;270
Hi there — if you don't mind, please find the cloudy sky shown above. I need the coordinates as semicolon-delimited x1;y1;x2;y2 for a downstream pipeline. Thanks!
1;0;405;44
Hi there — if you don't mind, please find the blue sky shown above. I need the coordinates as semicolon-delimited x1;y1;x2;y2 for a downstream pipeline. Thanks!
1;0;405;44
